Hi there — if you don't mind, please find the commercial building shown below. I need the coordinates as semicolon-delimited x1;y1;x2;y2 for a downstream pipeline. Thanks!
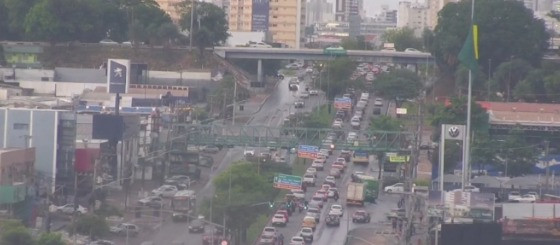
0;148;35;205
0;108;76;193
306;0;334;26
335;0;363;22
397;1;428;37
229;0;254;31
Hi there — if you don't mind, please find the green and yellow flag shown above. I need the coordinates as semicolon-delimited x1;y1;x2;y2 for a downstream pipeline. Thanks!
458;24;479;72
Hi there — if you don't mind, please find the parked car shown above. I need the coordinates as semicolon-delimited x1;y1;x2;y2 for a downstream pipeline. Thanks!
508;191;521;202
272;214;288;227
512;194;538;203
110;223;140;236
309;90;319;96
352;210;371;223
53;204;88;215
188;219;205;233
384;183;405;193
325;214;340;226
151;185;178;198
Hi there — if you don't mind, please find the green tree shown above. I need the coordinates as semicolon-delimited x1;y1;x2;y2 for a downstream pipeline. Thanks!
209;162;279;243
431;0;549;75
74;215;109;239
3;0;38;40
340;36;372;50
544;71;560;102
373;69;422;106
302;105;332;128
430;96;489;140
179;2;229;57
470;135;498;173
454;65;487;96
210;75;250;116
37;232;65;245
0;220;34;245
497;130;538;177
382;27;423;51
514;69;546;102
369;116;403;131
493;59;533;101
315;57;357;99
130;3;175;45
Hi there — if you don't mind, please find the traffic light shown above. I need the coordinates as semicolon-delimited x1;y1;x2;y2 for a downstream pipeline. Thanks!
268;201;274;208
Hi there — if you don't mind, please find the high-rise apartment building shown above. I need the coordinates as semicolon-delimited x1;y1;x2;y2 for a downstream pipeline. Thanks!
155;0;183;23
335;0;363;22
229;0;304;47
306;0;334;26
426;0;457;29
398;1;428;36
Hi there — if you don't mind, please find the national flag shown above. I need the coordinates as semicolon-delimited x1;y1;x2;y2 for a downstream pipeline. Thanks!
458;24;479;72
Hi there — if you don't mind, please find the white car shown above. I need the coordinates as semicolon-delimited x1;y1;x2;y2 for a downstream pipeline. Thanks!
309;89;319;95
350;117;360;129
328;187;338;198
243;149;255;157
306;67;313;73
384;183;405;193
300;91;310;99
464;185;480;192
303;173;316;186
508;191;521;201
53;204;88;215
291;189;305;199
306;167;317;176
513;194;537;203
290;236;305;245
405;48;421;53
271;214;287;226
299;227;314;242
311;160;324;170
151;185;178;198
332;121;343;129
335;158;347;166
325;176;336;186
329;204;344;217
374;98;383;106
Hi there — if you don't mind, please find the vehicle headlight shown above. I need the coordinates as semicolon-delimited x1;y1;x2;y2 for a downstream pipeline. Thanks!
188;226;192;229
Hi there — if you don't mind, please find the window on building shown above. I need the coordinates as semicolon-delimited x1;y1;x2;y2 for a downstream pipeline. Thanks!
13;123;29;130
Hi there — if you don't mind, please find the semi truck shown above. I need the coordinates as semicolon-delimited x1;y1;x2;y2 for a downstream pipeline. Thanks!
347;183;365;206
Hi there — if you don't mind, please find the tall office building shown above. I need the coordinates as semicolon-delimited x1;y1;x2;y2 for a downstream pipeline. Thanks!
306;0;334;26
335;0;363;22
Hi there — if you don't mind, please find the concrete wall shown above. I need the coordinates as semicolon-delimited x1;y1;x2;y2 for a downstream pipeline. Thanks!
19;81;106;96
0;148;35;185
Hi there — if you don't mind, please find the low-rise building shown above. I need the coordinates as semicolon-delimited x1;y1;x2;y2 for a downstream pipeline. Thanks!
0;148;35;205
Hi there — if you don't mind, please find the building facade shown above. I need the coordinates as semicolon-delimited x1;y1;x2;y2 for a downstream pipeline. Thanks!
427;0;457;29
155;0;183;23
306;0;334;26
229;0;254;31
0;109;76;192
268;0;305;47
397;1;428;36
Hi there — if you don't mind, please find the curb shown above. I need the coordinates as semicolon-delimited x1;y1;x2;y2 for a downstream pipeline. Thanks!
245;93;272;125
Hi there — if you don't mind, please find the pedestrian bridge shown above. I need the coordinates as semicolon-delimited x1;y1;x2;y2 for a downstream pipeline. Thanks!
172;124;414;153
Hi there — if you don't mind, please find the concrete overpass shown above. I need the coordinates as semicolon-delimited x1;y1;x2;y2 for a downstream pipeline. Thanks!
214;46;434;82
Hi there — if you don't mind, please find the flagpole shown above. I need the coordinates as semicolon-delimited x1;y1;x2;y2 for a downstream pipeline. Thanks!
463;0;476;190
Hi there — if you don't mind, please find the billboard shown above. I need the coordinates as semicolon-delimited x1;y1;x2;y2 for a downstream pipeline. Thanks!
107;59;131;94
251;0;270;32
297;145;319;159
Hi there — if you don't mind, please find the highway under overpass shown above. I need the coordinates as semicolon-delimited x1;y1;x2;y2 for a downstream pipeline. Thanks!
214;47;435;83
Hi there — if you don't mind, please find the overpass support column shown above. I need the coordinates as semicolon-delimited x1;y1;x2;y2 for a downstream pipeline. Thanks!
257;59;263;83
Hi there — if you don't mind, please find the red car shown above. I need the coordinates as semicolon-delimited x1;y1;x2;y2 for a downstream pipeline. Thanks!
276;210;289;221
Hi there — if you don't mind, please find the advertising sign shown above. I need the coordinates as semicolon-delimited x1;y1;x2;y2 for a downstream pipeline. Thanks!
334;97;352;110
251;0;270;32
107;59;131;94
389;155;410;163
273;174;302;190
297;145;319;159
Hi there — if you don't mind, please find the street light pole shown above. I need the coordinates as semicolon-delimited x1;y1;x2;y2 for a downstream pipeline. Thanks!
189;0;196;51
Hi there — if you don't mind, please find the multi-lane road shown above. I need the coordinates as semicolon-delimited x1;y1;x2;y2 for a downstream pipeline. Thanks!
112;72;323;245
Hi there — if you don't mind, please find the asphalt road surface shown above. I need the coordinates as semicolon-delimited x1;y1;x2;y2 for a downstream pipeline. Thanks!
113;72;325;245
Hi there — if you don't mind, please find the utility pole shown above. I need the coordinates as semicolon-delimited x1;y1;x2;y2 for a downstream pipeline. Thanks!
232;81;237;125
545;140;550;191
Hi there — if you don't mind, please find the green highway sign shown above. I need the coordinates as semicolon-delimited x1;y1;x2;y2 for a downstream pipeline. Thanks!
273;173;302;190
